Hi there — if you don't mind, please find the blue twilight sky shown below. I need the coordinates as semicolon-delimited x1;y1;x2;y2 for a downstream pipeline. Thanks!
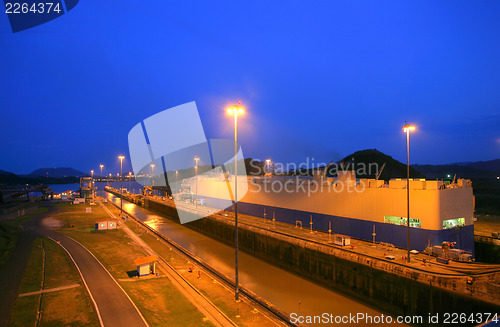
1;1;499;175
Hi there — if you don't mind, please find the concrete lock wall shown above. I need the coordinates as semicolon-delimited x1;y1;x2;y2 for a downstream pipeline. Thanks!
110;191;499;324
182;213;499;322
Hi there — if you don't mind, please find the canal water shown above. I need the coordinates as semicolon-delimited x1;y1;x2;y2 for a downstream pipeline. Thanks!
107;194;405;326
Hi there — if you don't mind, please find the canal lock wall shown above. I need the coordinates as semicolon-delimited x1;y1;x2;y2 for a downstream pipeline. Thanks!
115;192;500;325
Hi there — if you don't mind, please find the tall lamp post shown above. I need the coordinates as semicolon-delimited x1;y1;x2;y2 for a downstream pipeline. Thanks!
150;164;155;195
90;170;94;197
99;164;104;197
118;155;125;216
227;102;244;301
128;172;132;193
266;159;271;176
175;170;179;194
194;156;199;208
403;123;415;263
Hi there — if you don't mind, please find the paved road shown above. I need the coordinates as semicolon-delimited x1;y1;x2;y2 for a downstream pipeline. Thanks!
0;204;149;327
40;228;149;327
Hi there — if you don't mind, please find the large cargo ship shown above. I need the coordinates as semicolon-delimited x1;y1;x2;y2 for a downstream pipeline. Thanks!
183;169;475;255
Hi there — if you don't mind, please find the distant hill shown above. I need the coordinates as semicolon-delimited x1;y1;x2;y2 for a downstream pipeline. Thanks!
0;168;84;187
335;149;425;180
413;158;500;179
289;149;425;180
25;167;87;178
0;170;16;177
459;159;500;174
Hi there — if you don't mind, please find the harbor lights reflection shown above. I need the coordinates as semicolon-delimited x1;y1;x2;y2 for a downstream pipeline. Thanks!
143;213;163;230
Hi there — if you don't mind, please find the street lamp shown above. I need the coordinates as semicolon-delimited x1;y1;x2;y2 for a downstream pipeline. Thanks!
403;123;415;263
128;172;132;193
108;173;112;187
90;169;94;197
151;164;155;195
194;156;199;208
266;159;271;176
227;102;244;301
175;170;179;194
100;164;104;197
118;155;125;216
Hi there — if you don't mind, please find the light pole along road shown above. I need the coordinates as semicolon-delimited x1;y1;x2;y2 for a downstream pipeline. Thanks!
403;123;415;263
90;169;94;197
99;164;104;197
118;155;125;217
227;102;244;301
194;155;199;208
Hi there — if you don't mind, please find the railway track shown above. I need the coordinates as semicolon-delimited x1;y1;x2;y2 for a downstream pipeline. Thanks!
171;197;500;277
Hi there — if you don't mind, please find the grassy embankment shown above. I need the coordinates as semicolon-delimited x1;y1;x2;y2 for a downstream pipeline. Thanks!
0;206;47;267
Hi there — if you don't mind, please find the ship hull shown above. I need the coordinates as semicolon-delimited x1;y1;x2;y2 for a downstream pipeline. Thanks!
202;195;475;255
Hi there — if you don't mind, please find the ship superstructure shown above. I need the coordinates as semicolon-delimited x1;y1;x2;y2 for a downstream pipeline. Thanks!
183;169;475;254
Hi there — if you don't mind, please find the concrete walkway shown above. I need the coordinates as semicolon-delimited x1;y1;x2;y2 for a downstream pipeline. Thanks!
19;284;80;297
100;202;238;327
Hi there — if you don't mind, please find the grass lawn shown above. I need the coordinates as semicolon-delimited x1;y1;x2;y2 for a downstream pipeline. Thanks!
7;238;44;327
0;207;48;233
121;279;214;327
8;237;99;327
123;220;278;327
0;207;48;268
0;234;18;267
47;202;107;230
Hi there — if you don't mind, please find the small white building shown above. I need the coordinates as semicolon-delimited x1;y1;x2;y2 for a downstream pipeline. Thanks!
95;219;118;230
334;234;351;247
133;256;158;277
